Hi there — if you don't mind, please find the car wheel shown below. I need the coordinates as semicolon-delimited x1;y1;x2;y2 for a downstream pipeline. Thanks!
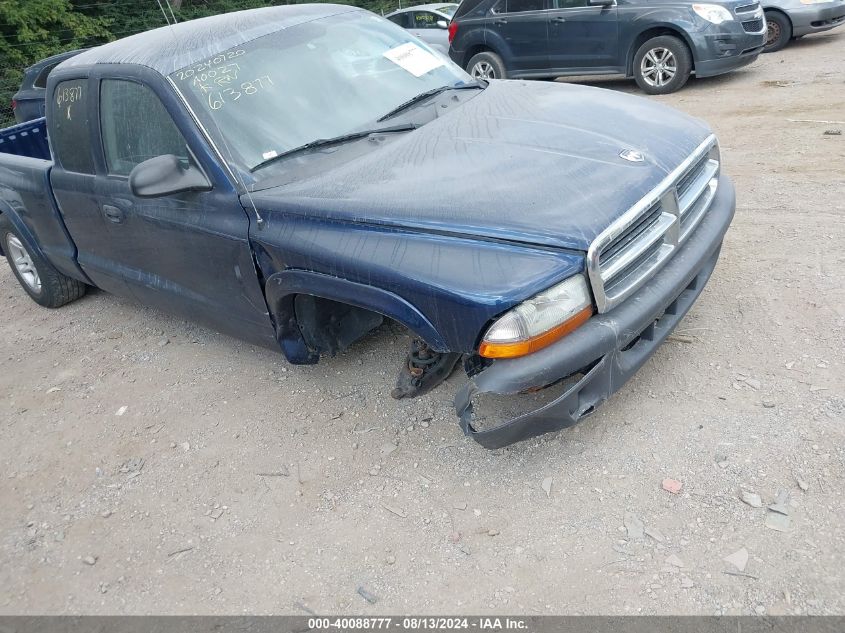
466;51;507;80
764;10;792;52
1;218;86;308
633;35;692;95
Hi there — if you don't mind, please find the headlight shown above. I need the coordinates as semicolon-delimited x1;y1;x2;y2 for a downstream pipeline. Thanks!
692;3;734;23
478;275;594;359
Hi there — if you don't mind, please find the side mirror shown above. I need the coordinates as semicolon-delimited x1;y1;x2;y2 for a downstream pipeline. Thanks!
587;0;614;5
437;19;449;28
129;154;211;198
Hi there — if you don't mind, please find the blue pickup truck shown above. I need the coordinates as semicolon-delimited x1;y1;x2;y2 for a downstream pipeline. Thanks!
0;5;735;448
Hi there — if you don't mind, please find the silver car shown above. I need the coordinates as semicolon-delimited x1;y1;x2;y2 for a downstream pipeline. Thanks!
762;0;845;51
384;3;459;53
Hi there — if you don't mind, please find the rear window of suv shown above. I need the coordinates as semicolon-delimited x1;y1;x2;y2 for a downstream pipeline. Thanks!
454;0;490;18
33;64;60;89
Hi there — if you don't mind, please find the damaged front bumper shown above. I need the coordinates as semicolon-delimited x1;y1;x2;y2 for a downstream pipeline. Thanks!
454;175;736;449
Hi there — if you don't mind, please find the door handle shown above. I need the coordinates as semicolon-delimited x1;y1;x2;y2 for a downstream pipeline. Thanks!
102;204;125;224
494;18;508;24
551;15;567;22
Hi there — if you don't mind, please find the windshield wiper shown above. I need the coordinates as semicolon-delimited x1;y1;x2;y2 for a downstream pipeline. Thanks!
250;123;419;172
376;82;484;123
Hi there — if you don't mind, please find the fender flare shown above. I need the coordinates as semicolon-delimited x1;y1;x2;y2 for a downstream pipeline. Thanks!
0;199;47;261
263;269;450;365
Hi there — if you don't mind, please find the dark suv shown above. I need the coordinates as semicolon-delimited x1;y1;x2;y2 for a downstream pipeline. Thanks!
448;0;767;94
12;49;85;123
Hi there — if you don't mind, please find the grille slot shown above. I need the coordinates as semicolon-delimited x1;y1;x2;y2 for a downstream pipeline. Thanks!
586;135;719;313
676;155;708;201
599;208;675;285
604;238;666;297
742;18;764;32
600;202;663;265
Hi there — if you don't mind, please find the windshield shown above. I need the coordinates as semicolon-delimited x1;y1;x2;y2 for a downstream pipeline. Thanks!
437;4;459;17
169;11;472;175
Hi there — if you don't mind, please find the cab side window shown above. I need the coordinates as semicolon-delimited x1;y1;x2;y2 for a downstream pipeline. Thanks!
100;79;187;177
51;80;95;174
552;0;587;7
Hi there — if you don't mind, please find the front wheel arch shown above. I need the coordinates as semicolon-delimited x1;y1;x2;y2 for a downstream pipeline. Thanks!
627;26;696;78
263;269;450;365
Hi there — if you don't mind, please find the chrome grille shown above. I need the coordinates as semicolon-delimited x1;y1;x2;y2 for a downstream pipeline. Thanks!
586;135;720;313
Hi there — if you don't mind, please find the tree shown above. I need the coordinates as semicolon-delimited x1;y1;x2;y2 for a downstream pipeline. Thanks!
0;0;109;123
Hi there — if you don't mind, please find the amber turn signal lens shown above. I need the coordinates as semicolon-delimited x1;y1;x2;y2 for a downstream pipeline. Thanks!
478;305;593;359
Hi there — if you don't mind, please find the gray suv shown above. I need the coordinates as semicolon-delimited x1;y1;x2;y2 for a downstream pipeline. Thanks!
761;0;844;51
448;0;767;94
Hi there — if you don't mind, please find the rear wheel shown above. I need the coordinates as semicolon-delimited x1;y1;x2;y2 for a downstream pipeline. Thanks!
633;35;692;95
466;51;507;80
1;217;86;308
764;10;792;52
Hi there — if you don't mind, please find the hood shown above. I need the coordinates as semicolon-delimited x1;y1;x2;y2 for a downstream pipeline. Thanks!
248;80;713;251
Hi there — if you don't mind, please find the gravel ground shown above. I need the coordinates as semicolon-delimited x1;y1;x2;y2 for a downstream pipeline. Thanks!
1;31;844;616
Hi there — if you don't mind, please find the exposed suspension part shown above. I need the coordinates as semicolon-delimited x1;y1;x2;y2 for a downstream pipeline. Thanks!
391;338;461;400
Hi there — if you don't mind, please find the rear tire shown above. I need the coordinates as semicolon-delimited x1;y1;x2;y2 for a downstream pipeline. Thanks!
466;51;507;80
764;10;792;52
1;216;86;308
633;35;692;95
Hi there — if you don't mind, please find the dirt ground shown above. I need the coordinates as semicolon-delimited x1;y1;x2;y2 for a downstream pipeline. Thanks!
1;31;844;616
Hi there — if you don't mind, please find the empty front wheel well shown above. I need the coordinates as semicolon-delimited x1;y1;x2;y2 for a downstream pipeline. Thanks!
293;294;385;360
262;269;451;365
628;28;695;76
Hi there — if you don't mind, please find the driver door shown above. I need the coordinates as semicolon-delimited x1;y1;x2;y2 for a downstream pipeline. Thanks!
90;74;276;348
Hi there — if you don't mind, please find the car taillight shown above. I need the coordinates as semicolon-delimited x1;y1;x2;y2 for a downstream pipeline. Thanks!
448;22;459;44
11;99;16;111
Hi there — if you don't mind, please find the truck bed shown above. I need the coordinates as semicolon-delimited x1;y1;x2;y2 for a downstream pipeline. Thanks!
0;118;50;161
0;117;86;282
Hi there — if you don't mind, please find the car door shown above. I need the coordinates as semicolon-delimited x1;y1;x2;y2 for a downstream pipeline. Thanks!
408;11;451;53
546;0;619;71
50;76;134;298
88;74;277;348
490;0;550;72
